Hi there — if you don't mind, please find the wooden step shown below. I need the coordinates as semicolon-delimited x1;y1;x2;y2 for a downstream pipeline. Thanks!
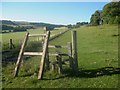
48;45;68;48
24;52;43;56
29;34;46;37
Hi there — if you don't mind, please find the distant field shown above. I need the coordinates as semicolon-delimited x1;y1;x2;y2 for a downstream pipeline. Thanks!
2;28;44;44
2;24;119;88
1;27;68;50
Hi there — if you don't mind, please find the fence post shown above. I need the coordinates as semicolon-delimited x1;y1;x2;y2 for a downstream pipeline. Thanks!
45;51;50;71
71;31;78;72
57;55;63;74
9;39;15;49
68;42;74;70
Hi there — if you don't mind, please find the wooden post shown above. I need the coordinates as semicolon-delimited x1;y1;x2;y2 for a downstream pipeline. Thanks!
68;42;73;70
45;51;50;71
56;55;63;74
9;39;15;49
14;33;29;77
9;39;13;49
71;31;78;72
38;31;50;80
52;63;56;71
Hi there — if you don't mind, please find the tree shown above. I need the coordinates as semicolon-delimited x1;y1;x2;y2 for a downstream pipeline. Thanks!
102;2;120;24
90;10;102;25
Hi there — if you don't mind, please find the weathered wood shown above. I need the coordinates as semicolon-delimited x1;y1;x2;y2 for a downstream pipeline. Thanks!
48;45;68;48
49;53;68;56
56;55;63;74
9;39;13;49
52;63;56;71
23;52;68;56
38;31;50;80
14;32;29;77
68;42;74;69
71;31;78;72
23;52;43;56
29;34;46;37
9;39;15;49
45;51;50;71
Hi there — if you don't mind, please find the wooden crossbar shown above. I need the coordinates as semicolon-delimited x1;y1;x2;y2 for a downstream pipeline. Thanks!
23;52;68;56
48;45;68;48
49;53;69;56
23;52;43;56
29;34;46;37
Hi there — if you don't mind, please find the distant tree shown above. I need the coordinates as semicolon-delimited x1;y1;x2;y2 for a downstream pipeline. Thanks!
102;2;120;24
90;10;102;25
67;24;72;29
2;25;14;30
13;26;27;32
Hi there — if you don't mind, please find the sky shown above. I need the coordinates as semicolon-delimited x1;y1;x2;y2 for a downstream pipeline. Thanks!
1;2;109;25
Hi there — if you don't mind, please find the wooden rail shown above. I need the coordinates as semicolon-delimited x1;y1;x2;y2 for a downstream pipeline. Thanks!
38;31;50;80
14;32;29;77
29;34;46;37
23;52;43;56
48;45;68;48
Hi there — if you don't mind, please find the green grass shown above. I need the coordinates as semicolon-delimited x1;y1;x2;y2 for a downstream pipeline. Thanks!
1;27;67;50
2;24;119;88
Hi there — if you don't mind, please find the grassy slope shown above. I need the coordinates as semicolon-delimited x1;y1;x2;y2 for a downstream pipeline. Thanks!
2;25;119;88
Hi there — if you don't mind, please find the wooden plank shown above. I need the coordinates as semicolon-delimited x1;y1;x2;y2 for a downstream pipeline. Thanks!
38;31;50;80
71;31;78;72
23;52;68;56
49;53;69;56
14;32;29;77
23;52;43;56
68;42;74;69
29;34;46;37
48;45;68;48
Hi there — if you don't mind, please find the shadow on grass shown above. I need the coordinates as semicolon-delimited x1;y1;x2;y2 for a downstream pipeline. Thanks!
43;67;120;80
66;67;120;78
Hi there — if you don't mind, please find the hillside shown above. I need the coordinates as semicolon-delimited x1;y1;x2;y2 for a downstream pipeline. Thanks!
1;20;66;28
2;24;119;88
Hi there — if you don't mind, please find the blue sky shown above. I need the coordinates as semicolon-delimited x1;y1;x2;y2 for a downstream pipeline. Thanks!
1;2;109;25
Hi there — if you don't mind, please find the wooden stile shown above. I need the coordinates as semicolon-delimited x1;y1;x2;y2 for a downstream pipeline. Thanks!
14;32;29;77
13;29;78;80
38;31;50;80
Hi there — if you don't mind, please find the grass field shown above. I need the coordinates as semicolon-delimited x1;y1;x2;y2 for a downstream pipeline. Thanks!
1;27;67;50
2;24;120;88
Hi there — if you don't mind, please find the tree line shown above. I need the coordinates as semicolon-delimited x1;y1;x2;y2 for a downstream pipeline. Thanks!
90;2;120;25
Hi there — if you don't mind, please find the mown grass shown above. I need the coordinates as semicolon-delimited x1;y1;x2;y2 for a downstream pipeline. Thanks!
2;24;120;88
